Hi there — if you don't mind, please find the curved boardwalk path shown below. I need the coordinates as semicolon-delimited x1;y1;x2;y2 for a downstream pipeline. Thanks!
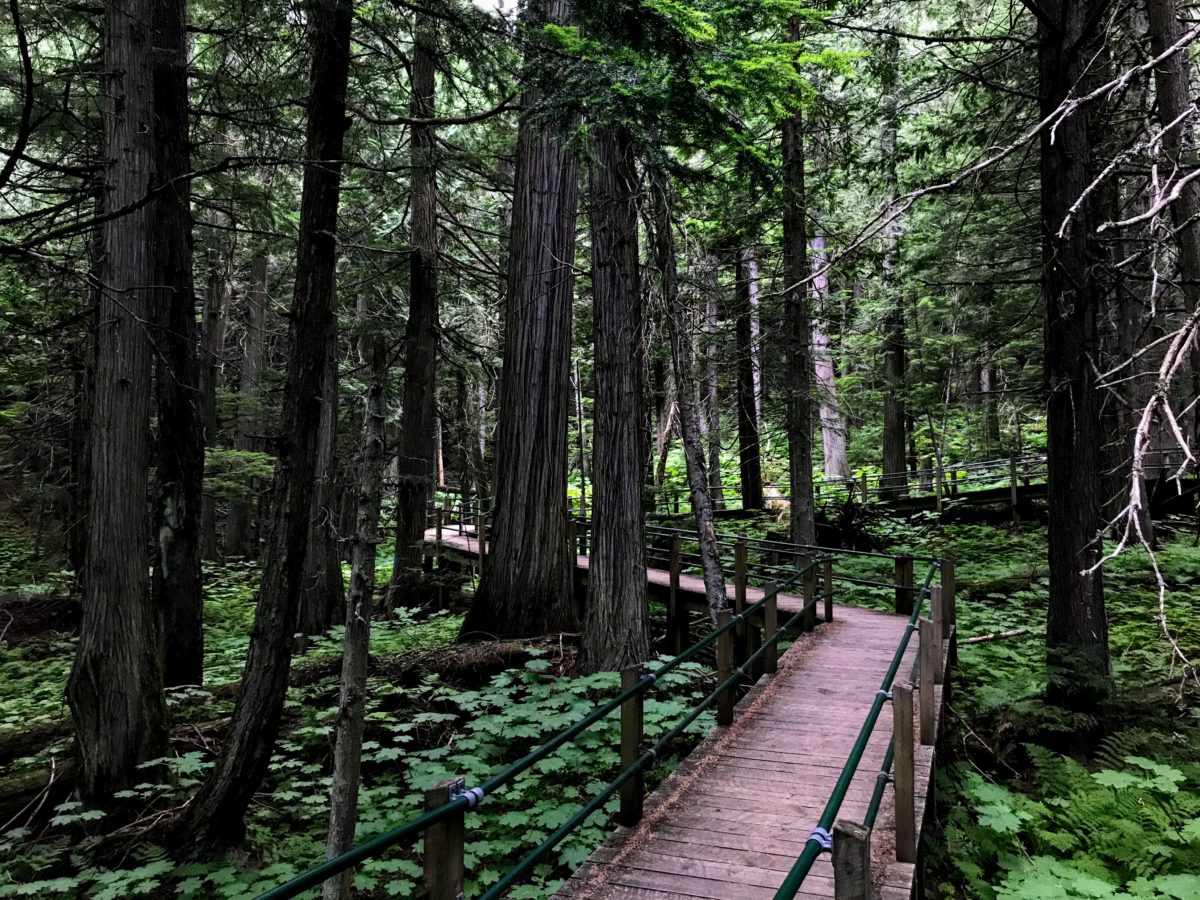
554;603;919;900
425;526;932;900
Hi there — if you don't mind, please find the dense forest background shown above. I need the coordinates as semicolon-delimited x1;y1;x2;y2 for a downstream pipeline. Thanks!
1;0;1199;896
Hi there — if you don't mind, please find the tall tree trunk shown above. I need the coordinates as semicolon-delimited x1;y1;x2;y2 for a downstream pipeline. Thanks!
735;249;764;509
782;21;816;546
1039;0;1112;711
811;234;849;479
151;0;205;688
67;0;167;802
747;250;764;423
298;347;343;635
650;175;727;620
879;9;908;499
703;280;724;507
68;192;103;582
390;14;441;582
460;0;579;640
226;252;269;557
574;359;589;520
581;125;649;673
322;307;387;900
186;0;353;846
199;213;232;559
1146;0;1200;450
980;364;1001;455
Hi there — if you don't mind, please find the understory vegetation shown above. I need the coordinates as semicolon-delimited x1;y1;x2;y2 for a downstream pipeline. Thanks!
3;508;1198;897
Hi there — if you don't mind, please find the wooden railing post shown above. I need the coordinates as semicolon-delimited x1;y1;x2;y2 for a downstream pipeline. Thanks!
717;611;734;726
894;555;914;615
823;557;834;623
424;778;465;900
859;471;869;503
566;516;578;560
802;556;817;632
833;821;872;900
672;490;680;514
941;557;956;630
458;499;465;536
763;582;779;675
894;682;916;863
930;585;944;685
668;536;685;653
919;618;936;745
942;557;958;669
619;665;644;826
734;540;749;661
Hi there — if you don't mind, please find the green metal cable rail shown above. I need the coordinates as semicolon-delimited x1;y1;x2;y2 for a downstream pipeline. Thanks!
772;559;942;900
259;560;822;900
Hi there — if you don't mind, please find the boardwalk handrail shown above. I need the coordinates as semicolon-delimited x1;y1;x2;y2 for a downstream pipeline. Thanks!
259;558;825;900
772;558;942;900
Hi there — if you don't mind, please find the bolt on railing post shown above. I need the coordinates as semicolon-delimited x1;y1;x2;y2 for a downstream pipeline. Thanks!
764;582;779;675
930;585;945;686
833;820;872;900
424;778;465;900
894;555;914;616
823;557;834;623
717;610;734;726
619;665;645;826
894;682;917;863
669;536;685;653
919;618;936;745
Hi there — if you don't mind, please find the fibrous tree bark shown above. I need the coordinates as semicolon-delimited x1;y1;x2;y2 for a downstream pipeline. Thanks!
151;0;205;688
1039;0;1112;711
67;0;167;801
298;346;344;635
782;19;816;547
735;248;764;510
702;267;724;508
811;233;849;480
187;0;353;846
322;306;388;900
199;212;232;559
879;6;908;499
580;124;649;672
390;13;441;586
225;252;269;558
461;0;579;640
650;174;727;620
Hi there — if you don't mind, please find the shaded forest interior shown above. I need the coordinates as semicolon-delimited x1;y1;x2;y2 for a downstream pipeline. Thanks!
1;0;1200;897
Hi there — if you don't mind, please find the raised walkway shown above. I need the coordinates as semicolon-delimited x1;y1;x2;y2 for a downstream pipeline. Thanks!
424;525;950;900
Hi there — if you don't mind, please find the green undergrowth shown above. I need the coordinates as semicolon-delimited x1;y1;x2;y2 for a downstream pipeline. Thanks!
1;522;716;898
923;520;1200;899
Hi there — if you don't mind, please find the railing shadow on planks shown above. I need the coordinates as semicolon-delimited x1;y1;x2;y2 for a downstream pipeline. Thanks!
258;541;954;900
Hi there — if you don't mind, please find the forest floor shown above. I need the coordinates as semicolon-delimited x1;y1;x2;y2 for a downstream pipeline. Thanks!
0;509;1198;898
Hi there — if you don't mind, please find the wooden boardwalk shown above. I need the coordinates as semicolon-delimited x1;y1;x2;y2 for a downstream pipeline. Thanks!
424;527;809;612
554;604;920;900
425;525;938;899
